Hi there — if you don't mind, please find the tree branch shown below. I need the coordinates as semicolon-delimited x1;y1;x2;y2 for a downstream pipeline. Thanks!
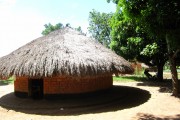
173;49;180;59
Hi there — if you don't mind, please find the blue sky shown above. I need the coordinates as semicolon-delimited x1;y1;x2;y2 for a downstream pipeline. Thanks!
0;0;116;57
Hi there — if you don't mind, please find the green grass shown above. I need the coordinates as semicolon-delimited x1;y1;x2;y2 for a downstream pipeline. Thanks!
113;75;147;82
113;71;180;82
164;69;180;72
0;76;15;85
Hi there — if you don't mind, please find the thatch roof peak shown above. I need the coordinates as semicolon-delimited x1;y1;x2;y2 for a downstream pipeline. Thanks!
0;27;133;78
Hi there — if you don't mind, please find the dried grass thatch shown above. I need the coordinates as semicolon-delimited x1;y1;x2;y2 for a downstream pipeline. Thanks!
0;27;133;78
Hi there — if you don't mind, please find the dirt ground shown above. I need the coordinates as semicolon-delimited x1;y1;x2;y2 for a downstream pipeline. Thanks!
0;81;180;120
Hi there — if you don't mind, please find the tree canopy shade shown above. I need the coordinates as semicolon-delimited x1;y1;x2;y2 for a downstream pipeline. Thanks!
88;9;113;47
116;0;180;96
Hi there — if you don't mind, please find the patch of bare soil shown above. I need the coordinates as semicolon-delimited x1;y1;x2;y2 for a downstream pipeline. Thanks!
0;81;180;120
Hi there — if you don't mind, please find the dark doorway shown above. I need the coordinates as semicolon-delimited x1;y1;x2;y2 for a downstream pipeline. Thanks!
29;79;43;99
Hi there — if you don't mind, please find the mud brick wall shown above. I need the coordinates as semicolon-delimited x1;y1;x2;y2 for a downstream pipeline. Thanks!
44;75;113;94
14;76;28;92
14;75;113;95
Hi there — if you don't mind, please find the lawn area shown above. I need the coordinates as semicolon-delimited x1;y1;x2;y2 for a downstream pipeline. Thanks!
113;75;147;82
113;71;180;82
0;76;15;85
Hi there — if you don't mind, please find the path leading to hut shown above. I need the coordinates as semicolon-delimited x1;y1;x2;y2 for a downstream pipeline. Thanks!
0;81;180;120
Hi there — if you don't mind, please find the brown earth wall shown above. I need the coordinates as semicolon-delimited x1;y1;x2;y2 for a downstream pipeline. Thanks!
14;76;28;92
43;75;113;94
14;75;113;94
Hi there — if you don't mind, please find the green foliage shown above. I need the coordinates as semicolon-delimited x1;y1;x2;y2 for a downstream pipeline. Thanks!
42;22;85;35
141;43;158;57
118;0;180;50
116;0;180;95
110;10;141;60
127;37;142;46
107;0;119;4
110;0;170;63
42;23;64;35
109;0;170;81
88;9;113;47
110;8;157;62
75;26;83;33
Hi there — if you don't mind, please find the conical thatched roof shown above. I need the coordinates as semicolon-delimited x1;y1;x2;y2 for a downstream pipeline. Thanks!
0;27;133;78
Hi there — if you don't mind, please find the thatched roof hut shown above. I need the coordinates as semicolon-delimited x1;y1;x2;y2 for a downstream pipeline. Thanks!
0;27;133;98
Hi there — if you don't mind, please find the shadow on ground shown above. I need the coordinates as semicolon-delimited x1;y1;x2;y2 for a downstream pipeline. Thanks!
136;80;180;93
135;113;180;120
0;85;151;115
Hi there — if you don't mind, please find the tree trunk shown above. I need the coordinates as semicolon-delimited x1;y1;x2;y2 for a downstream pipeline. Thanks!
166;33;179;97
156;62;164;81
169;55;179;96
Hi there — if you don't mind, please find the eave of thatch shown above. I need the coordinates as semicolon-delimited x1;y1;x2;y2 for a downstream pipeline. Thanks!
0;27;133;78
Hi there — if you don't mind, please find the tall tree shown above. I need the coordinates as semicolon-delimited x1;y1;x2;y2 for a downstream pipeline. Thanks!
110;8;168;81
118;0;180;96
88;9;113;47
